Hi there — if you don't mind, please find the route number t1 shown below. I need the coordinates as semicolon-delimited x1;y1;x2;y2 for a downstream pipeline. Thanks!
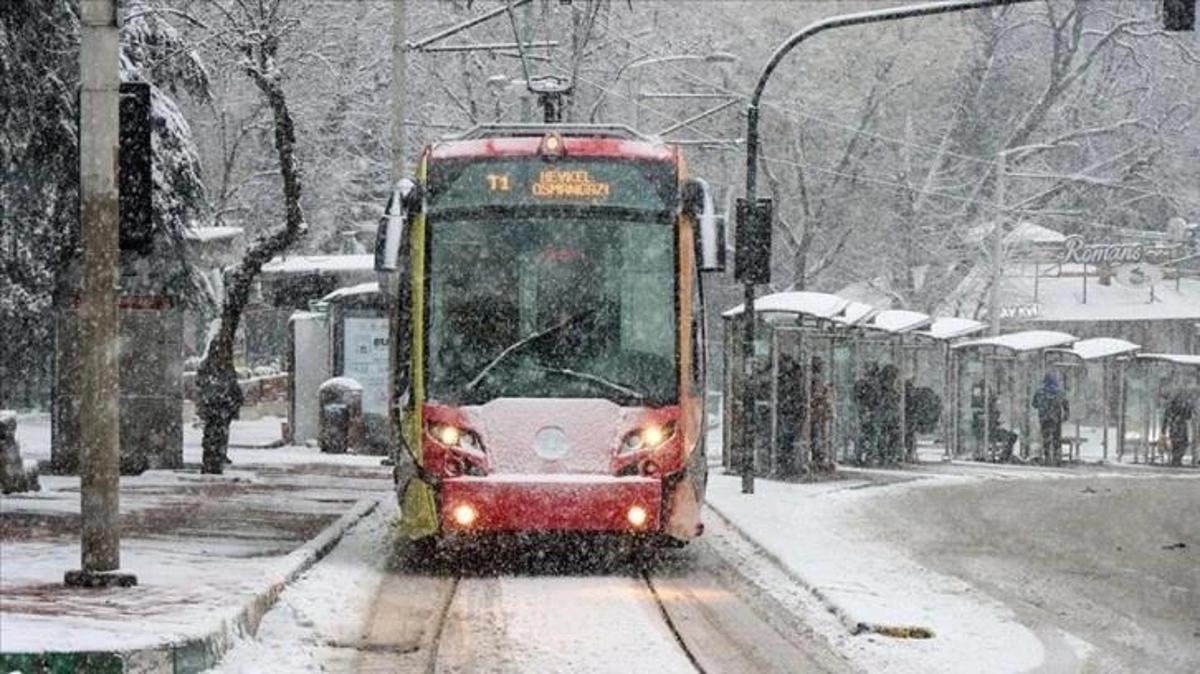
486;174;511;192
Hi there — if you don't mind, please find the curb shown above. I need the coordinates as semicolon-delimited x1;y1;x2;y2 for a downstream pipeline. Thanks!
1;497;380;674
705;500;935;640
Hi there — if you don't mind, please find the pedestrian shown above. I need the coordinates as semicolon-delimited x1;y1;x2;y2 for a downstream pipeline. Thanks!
1032;373;1069;465
775;354;806;476
876;364;902;464
809;357;833;471
1162;388;1195;467
852;363;880;465
904;381;941;462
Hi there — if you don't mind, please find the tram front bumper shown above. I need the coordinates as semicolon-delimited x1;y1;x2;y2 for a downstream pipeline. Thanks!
439;475;662;534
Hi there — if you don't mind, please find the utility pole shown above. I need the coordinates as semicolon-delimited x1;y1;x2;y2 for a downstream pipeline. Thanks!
392;0;406;181
989;151;1006;335
66;0;135;588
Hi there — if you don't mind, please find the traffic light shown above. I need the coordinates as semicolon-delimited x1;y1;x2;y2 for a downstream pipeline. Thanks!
1164;0;1195;31
119;81;153;253
734;197;773;285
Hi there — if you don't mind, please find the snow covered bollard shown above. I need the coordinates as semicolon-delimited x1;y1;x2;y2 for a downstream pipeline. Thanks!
1;411;40;494
318;377;364;454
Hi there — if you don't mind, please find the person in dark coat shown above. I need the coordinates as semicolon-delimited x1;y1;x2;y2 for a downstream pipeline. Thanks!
852;363;880;465
775;354;806;476
1163;389;1195;467
1033;373;1069;465
809;357;833;471
904;381;941;462
876;364;902;464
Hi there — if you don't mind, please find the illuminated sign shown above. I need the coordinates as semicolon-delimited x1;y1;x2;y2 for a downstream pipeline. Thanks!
429;159;672;211
531;170;611;200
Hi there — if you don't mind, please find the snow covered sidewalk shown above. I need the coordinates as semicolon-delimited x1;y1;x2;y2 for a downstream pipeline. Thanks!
705;472;1047;672
0;434;392;673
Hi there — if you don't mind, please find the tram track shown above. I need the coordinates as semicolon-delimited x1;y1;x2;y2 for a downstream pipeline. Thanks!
643;570;708;674
355;534;852;673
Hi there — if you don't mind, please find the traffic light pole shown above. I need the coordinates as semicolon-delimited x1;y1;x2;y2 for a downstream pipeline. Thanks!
737;0;1037;494
66;0;135;588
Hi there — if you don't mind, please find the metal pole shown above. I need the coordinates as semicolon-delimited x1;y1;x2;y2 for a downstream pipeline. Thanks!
740;287;756;494
392;0;407;180
989;151;1005;335
67;0;135;588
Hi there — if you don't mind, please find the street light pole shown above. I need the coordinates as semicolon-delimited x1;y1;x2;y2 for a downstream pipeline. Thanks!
67;0;135;588
737;0;1037;494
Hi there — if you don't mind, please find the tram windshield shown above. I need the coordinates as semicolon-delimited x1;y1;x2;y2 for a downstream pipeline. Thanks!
427;216;676;406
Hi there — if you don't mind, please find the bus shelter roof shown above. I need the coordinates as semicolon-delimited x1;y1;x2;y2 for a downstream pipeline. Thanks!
865;309;932;334
1136;353;1200;367
721;291;849;320
915;317;987;341
321;281;381;302
1050;337;1141;361
953;330;1077;353
831;301;877;327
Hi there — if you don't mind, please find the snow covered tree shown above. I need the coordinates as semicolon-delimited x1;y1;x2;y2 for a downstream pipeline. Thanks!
0;0;210;410
152;0;309;474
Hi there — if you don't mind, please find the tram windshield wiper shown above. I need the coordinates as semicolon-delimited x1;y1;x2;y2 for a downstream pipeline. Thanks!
532;365;647;404
459;308;597;396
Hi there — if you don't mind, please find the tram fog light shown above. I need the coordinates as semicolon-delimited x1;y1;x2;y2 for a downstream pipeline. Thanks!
452;503;478;527
627;505;648;528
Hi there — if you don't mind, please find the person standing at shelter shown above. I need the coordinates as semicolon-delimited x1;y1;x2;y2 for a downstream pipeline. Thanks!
775;354;806;476
852;363;880;465
809;357;833;471
876;364;903;464
1033;374;1069;465
1163;389;1194;467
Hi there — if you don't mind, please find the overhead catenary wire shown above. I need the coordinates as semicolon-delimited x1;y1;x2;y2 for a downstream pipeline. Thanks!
561;65;1186;237
589;12;1200;210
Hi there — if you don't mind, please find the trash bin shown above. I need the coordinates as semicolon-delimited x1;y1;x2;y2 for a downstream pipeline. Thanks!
318;377;363;454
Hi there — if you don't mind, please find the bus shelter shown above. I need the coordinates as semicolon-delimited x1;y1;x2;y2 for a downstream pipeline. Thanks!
1044;337;1140;463
843;310;934;465
951;330;1077;463
1119;353;1200;466
910;317;987;461
721;292;854;476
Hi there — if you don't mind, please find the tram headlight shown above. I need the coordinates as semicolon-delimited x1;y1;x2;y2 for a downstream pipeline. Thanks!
426;422;485;456
626;505;649;528
452;503;478;527
619;422;676;455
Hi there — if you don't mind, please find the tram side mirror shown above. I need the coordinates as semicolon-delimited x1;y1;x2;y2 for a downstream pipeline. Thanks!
681;177;725;273
374;178;421;273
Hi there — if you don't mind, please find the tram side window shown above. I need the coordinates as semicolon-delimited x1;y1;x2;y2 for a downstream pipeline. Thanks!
620;226;673;355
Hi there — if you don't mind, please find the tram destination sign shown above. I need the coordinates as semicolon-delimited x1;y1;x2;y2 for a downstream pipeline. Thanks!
427;158;675;212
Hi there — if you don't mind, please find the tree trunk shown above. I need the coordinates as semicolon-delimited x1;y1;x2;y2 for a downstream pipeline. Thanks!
197;44;306;474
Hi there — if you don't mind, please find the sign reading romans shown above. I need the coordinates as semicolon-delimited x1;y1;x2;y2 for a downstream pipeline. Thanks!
1059;235;1180;266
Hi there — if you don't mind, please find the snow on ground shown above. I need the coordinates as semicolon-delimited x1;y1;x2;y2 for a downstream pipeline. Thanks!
1;536;299;652
210;502;397;674
1;414;392;656
706;472;1047;673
